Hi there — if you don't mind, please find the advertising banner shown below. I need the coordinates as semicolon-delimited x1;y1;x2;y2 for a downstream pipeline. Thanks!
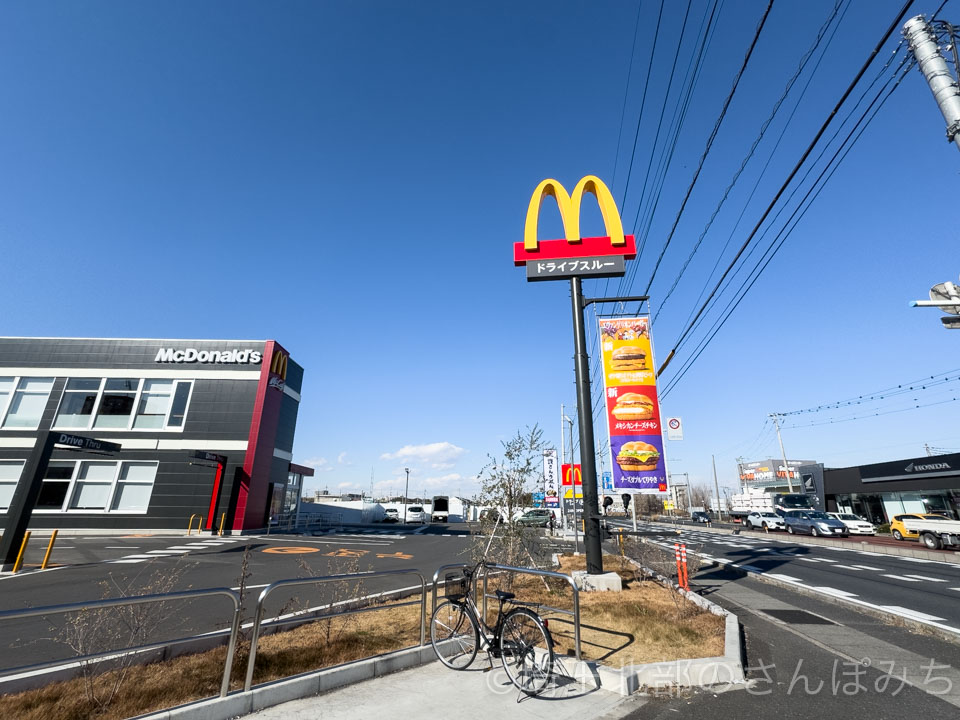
598;317;668;494
542;449;559;508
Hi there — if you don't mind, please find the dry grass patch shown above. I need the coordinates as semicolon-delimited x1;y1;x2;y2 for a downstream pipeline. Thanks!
482;554;724;668
0;599;424;720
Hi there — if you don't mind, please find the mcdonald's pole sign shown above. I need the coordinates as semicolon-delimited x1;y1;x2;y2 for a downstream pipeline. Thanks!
513;176;636;282
514;175;637;575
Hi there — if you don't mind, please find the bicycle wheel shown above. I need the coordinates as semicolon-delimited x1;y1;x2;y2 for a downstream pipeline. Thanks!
430;600;479;670
499;607;554;695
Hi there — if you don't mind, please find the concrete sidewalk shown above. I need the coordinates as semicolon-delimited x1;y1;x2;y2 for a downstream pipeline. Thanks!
242;657;643;720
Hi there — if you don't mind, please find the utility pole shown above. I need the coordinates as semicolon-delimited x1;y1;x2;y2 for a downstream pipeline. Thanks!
403;468;410;523
560;403;565;529
563;410;580;554
712;454;724;521
736;456;746;492
769;413;795;493
903;15;960;152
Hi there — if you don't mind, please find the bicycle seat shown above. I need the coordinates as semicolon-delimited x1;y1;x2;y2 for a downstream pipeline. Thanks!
495;590;515;601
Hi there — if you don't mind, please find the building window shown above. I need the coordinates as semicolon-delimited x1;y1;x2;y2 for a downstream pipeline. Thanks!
33;460;157;513
36;463;75;510
70;461;118;510
0;460;25;511
52;378;194;432
54;378;102;428
2;377;54;429
112;462;157;512
93;379;139;429
133;380;174;429
0;378;14;422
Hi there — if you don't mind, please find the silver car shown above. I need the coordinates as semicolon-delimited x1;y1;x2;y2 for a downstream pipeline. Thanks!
746;511;785;531
827;512;875;535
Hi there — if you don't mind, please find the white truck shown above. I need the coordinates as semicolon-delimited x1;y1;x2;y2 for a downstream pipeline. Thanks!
431;496;449;523
728;488;815;522
902;516;960;550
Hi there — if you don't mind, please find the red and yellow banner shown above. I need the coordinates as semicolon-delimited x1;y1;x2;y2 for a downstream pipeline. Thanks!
598;317;668;494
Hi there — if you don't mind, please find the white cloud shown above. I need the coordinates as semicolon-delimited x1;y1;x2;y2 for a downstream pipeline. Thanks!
380;442;466;468
302;456;334;473
337;452;352;466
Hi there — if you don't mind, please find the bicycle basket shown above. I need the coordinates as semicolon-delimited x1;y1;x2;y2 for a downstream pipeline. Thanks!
444;571;469;599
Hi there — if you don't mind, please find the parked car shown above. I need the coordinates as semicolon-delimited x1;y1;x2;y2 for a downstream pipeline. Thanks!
890;513;948;541
827;512;875;535
691;511;711;524
783;510;848;537
478;508;504;524
405;505;427;524
746;511;786;531
382;508;399;523
516;509;554;527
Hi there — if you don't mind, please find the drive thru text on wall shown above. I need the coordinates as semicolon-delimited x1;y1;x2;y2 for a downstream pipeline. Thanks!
598;316;668;494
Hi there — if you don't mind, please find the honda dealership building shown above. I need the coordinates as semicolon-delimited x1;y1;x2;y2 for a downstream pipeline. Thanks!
0;337;311;533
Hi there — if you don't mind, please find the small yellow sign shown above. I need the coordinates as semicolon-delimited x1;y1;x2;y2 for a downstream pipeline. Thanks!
663;500;674;510
263;546;320;554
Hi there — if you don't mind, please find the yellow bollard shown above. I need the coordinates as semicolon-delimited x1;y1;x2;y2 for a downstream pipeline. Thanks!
187;514;201;535
12;531;31;573
41;529;59;569
218;513;227;537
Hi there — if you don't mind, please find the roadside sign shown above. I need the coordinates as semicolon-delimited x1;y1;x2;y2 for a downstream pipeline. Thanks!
665;417;683;441
55;432;121;453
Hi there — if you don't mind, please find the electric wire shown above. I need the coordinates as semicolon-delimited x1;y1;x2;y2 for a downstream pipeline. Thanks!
782;396;959;428
655;0;917;384
653;0;845;323
642;0;776;296
781;369;960;415
611;1;647;192
660;50;916;399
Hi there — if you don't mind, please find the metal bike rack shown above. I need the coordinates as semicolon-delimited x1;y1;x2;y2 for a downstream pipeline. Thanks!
0;588;242;697
243;568;427;692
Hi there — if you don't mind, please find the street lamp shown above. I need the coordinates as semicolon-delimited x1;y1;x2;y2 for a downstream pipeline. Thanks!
404;468;410;523
562;413;580;553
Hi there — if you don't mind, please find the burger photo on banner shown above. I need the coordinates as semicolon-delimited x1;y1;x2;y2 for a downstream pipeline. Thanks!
598;316;668;494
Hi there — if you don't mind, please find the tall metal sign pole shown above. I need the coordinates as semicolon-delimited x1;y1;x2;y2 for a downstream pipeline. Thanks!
904;15;960;152
514;175;638;575
770;413;795;493
570;276;603;568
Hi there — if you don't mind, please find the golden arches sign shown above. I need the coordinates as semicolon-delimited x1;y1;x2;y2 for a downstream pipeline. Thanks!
523;175;626;251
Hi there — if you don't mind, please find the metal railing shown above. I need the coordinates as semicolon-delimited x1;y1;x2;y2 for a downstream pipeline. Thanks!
0;588;242;697
430;562;582;661
243;568;427;691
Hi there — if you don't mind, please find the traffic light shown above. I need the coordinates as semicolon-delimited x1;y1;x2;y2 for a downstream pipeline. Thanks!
621;493;631;510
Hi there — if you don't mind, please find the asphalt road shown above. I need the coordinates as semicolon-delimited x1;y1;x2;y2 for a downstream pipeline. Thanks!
0;523;478;675
608;518;960;636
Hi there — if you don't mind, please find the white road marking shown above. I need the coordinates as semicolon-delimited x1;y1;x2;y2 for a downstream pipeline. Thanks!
835;565;863;571
878;606;946;622
851;565;885;571
882;574;921;582
120;554;165;559
903;575;949;583
814;558;836;563
146;550;183;555
811;586;858;598
109;559;146;564
165;546;198;551
900;558;933;564
765;573;803;583
950;588;960;592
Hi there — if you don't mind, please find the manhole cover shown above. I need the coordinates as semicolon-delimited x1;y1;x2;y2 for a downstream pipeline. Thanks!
760;609;836;625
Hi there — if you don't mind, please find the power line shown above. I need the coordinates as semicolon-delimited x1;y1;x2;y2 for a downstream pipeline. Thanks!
660;48;916;398
611;0;648;193
781;369;960;415
782;396;959;429
653;0;846;323
642;0;776;296
656;0;917;382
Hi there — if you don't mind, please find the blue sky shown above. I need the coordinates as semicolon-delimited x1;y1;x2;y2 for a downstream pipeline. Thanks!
1;1;957;499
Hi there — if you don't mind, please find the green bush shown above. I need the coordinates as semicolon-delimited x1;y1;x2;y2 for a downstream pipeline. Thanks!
875;523;890;535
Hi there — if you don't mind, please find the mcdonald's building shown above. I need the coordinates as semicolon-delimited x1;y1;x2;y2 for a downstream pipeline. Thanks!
0;337;312;533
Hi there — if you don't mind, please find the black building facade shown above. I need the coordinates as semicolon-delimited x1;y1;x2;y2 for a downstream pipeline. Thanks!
0;337;309;532
803;452;960;524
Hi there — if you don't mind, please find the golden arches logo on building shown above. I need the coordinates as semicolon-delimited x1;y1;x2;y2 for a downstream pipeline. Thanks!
514;175;636;267
270;350;288;380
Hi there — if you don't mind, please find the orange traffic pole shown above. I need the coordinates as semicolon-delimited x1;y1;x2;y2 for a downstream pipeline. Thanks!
680;544;689;590
12;531;31;573
674;543;682;586
41;530;58;569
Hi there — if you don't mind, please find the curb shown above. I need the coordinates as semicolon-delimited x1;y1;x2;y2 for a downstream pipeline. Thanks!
586;557;745;695
135;645;438;720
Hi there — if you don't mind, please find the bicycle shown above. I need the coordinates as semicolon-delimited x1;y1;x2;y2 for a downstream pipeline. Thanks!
430;560;555;696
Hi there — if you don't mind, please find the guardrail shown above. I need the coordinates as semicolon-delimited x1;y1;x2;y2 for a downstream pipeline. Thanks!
0;588;242;697
243;568;427;692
